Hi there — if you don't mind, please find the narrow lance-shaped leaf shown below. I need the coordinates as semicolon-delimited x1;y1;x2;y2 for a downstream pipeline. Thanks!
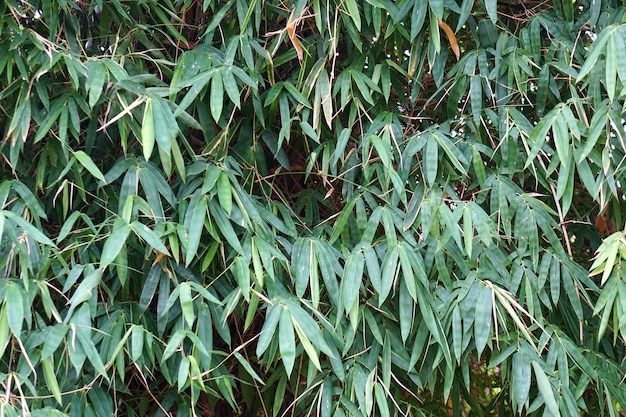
532;361;560;417
319;68;333;128
256;303;280;356
210;70;224;122
278;307;296;376
185;194;207;267
5;283;24;336
100;218;132;269
217;171;233;216
41;356;63;405
142;98;155;160
179;282;195;328
342;250;364;314
73;151;106;182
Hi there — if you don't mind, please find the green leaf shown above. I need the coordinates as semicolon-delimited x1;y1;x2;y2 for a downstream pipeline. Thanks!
278;307;296;375
152;96;175;156
76;327;109;380
474;284;492;357
197;303;213;368
42;324;68;359
185;194;207;267
142;98;156;160
257;303;280;356
424;138;438;186
292;319;322;371
174;71;213;116
179;282;195;328
177;356;190;392
232;256;251;301
234;351;264;384
329;194;360;244
374;382;390;417
131;325;144;362
379;247;398;305
576;29;610;82
73;151;106;182
210;70;224;122
319;69;333;127
3;211;56;247
41;356;63;405
131;221;169;254
0;306;9;358
292;238;311;298
217;171;233;216
5;283;24;336
204;0;236;34
86;60;107;108
100;218;131;269
452;307;462;361
432;131;468;174
512;352;531;410
525;108;559;169
209;200;243;253
65;268;102;324
345;0;361;30
140;265;162;314
223;67;241;108
485;0;497;23
606;35;617;101
470;76;482;122
342;250;364;313
532;361;560;417
463;204;473;256
162;329;187;362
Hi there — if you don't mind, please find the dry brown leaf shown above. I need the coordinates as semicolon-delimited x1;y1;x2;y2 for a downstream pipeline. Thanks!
287;9;303;63
438;20;460;60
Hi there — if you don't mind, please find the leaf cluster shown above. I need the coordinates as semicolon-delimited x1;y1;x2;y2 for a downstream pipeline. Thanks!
0;0;625;415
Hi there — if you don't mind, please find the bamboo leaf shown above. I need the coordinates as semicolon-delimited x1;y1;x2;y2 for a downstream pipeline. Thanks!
210;70;224;122
86;60;107;108
131;221;169;254
142;98;156;160
342;250;364;313
257;303;280;356
162;329;187;362
5;283;24;336
217;171;233;216
179;282;195;328
424;138;438;186
140;265;162;314
42;356;63;405
223;67;241;108
474;284;492;357
76;327;109;380
532;361;560;417
279;307;296;375
485;0;497;23
100;218;131;269
605;35;617;101
232;256;251;301
345;0;361;30
185;194;207;267
319;69;333;127
73;151;106;182
131;325;144;362
512;352;531;410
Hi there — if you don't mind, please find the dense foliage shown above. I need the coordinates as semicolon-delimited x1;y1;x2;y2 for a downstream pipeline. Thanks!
1;0;626;415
